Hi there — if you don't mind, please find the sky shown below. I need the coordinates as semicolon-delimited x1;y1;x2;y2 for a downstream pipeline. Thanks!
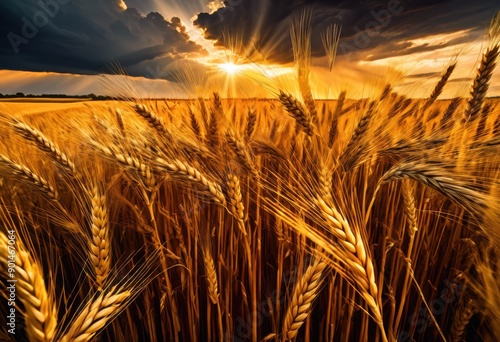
0;0;499;99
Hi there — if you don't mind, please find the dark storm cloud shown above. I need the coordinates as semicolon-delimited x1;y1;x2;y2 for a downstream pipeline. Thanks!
194;0;499;63
0;0;207;77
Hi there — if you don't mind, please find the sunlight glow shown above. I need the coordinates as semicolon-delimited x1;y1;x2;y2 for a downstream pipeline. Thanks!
219;63;240;75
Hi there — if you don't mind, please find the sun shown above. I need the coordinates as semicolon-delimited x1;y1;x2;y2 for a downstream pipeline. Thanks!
219;62;240;75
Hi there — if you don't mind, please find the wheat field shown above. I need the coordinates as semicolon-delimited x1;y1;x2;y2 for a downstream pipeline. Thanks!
1;11;500;342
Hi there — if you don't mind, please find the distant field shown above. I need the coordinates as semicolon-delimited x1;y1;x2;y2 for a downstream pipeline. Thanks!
0;99;173;116
0;97;92;102
0;99;109;116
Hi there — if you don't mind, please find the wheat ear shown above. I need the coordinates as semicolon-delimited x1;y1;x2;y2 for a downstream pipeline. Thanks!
272;207;388;342
208;92;223;147
339;102;376;170
0;153;58;201
245;108;257;142
315;197;380;301
440;97;461;131
321;24;341;72
89;185;111;290
203;251;219;305
450;295;477;342
60;286;131;342
155;157;226;206
12;120;79;178
134;104;170;135
463;46;499;123
0;232;57;342
226;173;247;235
379;161;488;216
424;63;457;109
226;130;259;178
115;108;125;136
328;91;346;148
393;181;419;331
279;91;315;136
463;13;500;123
282;259;327;341
94;144;156;189
291;9;318;125
379;84;392;102
188;106;201;137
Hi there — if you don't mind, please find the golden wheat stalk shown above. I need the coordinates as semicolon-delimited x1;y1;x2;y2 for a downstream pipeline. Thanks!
291;9;318;125
314;166;385;336
0;153;58;201
321;24;342;72
188;106;202;137
155;157;226;206
315;197;379;300
115;108;126;136
94;143;156;189
208;92;223;147
249;137;287;161
318;160;334;204
203;251;219;305
279;91;315;136
440;97;461;131
226;173;247;235
463;45;499;123
424;62;457;109
0;232;57;342
245;108;257;142
60;285;131;342
272;207;388;342
379;137;446;162
339;101;376;170
89;185;111;290
328;91;346;148
379;161;488;216
12;120;79;178
379;84;392;102
226;130;259;178
393;181;419;331
198;96;209;130
463;13;500;123
134;104;171;136
282;259;327;340
402;182;418;237
450;295;477;342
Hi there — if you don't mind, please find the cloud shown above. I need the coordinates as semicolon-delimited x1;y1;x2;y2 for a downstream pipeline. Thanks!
116;0;127;11
193;0;499;64
0;0;207;78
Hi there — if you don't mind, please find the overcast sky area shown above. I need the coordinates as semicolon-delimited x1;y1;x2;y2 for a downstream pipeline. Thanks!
0;0;498;98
